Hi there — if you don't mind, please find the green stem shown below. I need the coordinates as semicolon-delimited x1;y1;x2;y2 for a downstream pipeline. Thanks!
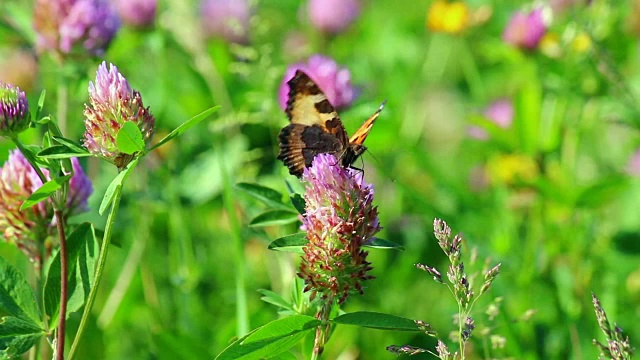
311;297;334;360
54;210;68;360
10;134;47;183
221;158;249;336
67;185;123;360
458;305;465;360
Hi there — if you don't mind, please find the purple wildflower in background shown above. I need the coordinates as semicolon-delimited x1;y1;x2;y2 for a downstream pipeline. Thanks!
0;82;30;137
308;0;360;34
626;149;640;177
0;151;92;266
503;7;547;50
201;0;252;44
468;99;513;140
83;62;156;169
297;154;380;305
67;158;93;214
115;0;156;28
0;151;49;264
34;0;120;56
278;55;356;110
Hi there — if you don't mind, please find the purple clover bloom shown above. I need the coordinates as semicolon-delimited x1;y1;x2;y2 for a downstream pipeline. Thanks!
67;158;93;213
627;149;640;177
278;55;356;110
115;0;156;28
0;82;30;137
0;151;92;266
83;62;155;169
34;0;120;56
297;153;380;305
503;7;547;50
308;0;360;34
201;0;251;44
468;99;514;140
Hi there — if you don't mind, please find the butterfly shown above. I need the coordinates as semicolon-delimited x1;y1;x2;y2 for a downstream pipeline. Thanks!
277;70;385;177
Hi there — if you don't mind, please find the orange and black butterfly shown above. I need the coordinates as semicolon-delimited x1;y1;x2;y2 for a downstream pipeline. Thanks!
277;70;385;177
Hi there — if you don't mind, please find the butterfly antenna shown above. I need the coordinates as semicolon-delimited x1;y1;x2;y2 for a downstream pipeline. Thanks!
364;148;397;183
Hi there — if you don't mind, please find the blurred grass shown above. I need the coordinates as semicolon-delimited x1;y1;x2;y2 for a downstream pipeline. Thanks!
2;0;640;359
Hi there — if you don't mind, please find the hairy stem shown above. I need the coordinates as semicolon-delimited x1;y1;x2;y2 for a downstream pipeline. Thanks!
54;210;68;360
311;297;334;360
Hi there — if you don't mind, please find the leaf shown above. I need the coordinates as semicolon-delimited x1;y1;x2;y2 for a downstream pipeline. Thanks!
52;136;88;154
20;175;72;210
290;194;305;215
236;183;290;210
32;90;46;123
365;238;404;250
0;316;45;358
37;145;91;159
332;312;421;331
149;106;220;152
99;158;139;215
576;176;630;209
43;223;94;329
257;289;294;312
215;315;319;360
249;210;299;227
116;121;145;155
66;224;99;315
268;233;307;254
0;257;41;325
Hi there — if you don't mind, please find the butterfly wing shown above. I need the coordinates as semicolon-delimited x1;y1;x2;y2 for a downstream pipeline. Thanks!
341;100;386;168
278;70;349;177
348;100;386;145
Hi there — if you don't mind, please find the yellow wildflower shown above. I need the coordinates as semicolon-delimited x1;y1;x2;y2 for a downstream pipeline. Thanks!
427;0;470;35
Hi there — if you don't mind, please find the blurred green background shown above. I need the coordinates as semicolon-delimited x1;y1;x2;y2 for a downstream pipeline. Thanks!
2;0;640;358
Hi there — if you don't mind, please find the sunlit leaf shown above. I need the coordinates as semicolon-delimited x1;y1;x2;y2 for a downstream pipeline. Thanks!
0;257;41;325
365;238;404;250
332;312;421;331
149;106;220;151
215;315;319;360
116;121;145;155
0;316;45;358
249;210;299;227
20;175;72;210
268;233;306;254
236;183;291;210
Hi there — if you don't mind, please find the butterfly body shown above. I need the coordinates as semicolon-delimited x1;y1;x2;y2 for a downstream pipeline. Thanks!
277;70;383;177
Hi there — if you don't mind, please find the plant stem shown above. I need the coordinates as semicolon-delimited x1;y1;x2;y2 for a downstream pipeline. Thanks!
221;158;249;336
54;209;68;360
10;134;47;183
67;185;123;360
311;297;334;360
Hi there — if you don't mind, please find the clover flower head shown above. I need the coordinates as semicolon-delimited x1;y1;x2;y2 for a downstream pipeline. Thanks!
308;0;360;34
115;0;156;28
278;55;356;111
201;0;252;44
0;82;30;137
503;7;548;50
0;151;93;265
468;99;513;140
83;61;155;169
297;154;380;304
34;0;120;56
